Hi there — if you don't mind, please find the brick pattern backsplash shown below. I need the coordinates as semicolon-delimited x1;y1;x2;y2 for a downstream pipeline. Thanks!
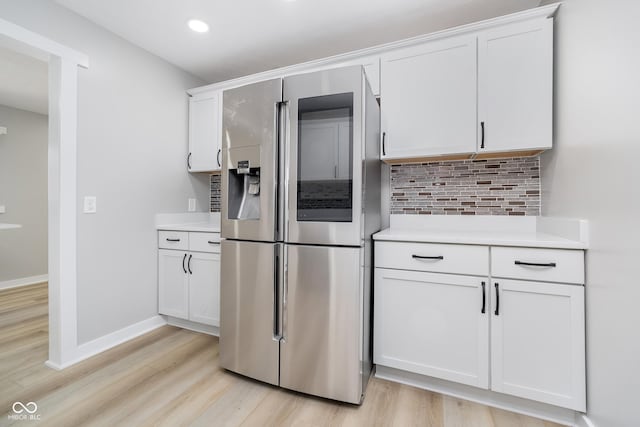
210;174;221;212
390;157;540;216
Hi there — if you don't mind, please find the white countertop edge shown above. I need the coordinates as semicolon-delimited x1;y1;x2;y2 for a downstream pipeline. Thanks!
375;215;589;250
155;212;220;233
157;222;220;232
0;223;22;230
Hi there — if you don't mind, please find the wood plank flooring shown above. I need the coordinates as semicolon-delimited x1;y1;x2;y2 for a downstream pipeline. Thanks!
0;283;565;426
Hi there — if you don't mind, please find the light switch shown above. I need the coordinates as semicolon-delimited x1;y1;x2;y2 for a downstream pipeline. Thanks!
188;198;197;212
83;196;97;213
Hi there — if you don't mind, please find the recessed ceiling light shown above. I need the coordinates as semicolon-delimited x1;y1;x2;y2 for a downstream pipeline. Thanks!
188;19;209;33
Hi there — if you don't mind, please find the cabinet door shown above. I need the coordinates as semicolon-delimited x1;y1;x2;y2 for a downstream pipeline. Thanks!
188;91;221;172
478;19;553;153
374;268;489;388
491;279;585;411
380;35;477;159
188;252;220;326
158;249;189;319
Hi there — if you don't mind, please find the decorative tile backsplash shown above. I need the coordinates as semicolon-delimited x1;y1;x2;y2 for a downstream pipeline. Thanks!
390;157;540;216
210;174;221;212
210;157;541;216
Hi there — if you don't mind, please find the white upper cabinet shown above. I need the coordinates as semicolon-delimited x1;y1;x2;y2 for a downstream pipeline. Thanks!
380;35;478;160
477;19;553;154
330;55;380;96
188;91;222;172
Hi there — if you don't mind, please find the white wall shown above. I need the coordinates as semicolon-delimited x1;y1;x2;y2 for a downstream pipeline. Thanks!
540;1;640;426
0;0;208;344
0;104;48;283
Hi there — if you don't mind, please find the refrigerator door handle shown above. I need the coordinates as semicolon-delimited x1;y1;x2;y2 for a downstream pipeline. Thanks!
276;101;287;242
273;244;284;340
281;101;290;243
282;244;288;342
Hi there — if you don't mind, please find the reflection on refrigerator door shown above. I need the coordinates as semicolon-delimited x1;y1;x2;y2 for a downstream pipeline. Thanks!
220;240;282;386
280;244;363;404
221;78;281;243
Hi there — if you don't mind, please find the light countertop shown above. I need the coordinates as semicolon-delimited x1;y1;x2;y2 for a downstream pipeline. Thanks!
374;215;588;250
157;221;220;232
0;223;22;230
155;212;220;233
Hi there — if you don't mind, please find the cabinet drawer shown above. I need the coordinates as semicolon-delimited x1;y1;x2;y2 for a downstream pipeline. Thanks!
375;241;489;276
491;247;584;284
189;232;221;253
158;231;188;250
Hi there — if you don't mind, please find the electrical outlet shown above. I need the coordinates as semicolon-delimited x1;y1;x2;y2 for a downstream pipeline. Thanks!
188;198;197;212
83;196;97;213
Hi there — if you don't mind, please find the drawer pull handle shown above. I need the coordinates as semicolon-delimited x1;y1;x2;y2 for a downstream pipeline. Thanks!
207;241;220;245
494;283;500;316
412;255;444;260
166;238;181;242
514;260;557;268
481;281;486;314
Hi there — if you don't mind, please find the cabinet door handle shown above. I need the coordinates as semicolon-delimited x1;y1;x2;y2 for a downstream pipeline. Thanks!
217;149;221;167
481;281;486;314
480;122;485;149
382;132;386;156
412;254;444;260
187;152;192;169
514;260;557;268
182;253;187;274
494;282;500;316
166;238;180;242
187;254;193;275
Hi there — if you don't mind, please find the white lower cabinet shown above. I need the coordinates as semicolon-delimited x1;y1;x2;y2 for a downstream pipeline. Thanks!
374;268;489;388
158;232;220;327
188;252;221;326
373;241;586;411
158;249;189;319
491;279;585;411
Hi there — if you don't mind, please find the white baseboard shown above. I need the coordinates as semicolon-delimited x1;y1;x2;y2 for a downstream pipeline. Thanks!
45;315;167;370
375;366;578;426
0;274;48;290
166;316;219;336
575;413;596;427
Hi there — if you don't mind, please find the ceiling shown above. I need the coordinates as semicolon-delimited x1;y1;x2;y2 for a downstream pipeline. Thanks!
0;45;48;115
55;0;541;84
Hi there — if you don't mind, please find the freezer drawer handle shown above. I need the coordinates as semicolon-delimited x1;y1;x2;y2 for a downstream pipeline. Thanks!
494;283;500;316
412;255;444;260
207;241;219;245
514;260;557;268
481;281;486;314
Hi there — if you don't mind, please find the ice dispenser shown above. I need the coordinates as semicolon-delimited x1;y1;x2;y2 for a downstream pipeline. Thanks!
227;146;261;220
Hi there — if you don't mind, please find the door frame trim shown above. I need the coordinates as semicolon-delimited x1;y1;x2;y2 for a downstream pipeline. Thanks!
0;17;89;369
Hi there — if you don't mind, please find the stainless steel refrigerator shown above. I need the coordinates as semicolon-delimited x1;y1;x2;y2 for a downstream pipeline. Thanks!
220;66;380;404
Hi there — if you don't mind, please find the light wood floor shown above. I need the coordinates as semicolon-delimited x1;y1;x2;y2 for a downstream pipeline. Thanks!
0;283;565;427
